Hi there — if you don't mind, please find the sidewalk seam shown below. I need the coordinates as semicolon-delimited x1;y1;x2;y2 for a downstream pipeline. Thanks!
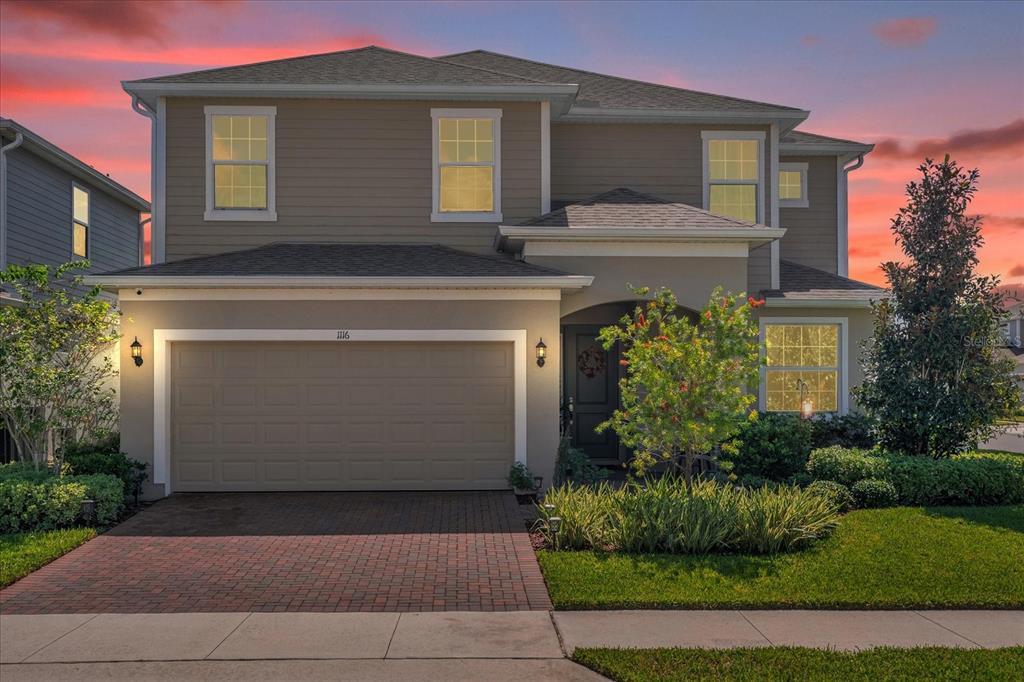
738;611;774;646
547;610;569;657
914;611;982;648
383;613;403;659
17;613;102;663
204;612;253;659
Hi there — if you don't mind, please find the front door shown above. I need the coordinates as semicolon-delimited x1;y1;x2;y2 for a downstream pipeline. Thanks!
562;325;621;463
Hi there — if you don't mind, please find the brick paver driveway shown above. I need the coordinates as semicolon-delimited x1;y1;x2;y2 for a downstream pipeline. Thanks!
0;492;551;614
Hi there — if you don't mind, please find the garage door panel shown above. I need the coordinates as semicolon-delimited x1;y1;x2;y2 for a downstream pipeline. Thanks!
171;341;515;491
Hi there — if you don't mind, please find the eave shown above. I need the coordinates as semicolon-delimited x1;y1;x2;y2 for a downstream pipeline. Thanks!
497;225;786;252
84;274;594;291
559;105;810;132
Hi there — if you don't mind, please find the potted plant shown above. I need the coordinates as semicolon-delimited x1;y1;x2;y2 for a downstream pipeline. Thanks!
507;462;541;497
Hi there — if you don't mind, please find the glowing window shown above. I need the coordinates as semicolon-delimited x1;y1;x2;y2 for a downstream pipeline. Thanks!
204;106;276;221
779;163;809;207
72;184;89;258
432;110;501;221
705;134;761;222
764;324;840;413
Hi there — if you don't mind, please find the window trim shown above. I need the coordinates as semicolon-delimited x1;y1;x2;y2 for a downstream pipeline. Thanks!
759;316;849;415
204;105;277;222
430;107;502;223
779;162;809;208
71;182;90;259
701;130;765;224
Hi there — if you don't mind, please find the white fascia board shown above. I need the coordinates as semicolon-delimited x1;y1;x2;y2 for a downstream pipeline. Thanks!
780;142;874;156
499;225;786;242
85;274;594;290
123;81;579;111
559;106;809;126
761;297;881;309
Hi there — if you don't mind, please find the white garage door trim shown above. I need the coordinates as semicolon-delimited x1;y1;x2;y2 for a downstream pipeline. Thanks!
153;328;528;495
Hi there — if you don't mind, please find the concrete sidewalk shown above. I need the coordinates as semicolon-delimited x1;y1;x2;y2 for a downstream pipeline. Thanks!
2;610;1022;680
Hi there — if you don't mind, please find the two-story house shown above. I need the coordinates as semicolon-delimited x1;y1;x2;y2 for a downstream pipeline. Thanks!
88;47;882;497
1;117;150;296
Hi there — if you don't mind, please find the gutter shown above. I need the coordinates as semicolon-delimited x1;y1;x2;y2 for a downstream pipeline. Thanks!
497;225;786;251
761;296;881;309
130;95;159;264
0;130;25;270
83;274;595;290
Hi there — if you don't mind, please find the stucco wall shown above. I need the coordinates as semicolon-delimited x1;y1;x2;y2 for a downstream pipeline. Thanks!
119;296;562;498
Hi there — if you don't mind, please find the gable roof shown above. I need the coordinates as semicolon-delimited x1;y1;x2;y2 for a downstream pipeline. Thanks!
518;187;769;230
85;242;592;289
443;49;805;115
0;117;149;211
761;260;884;306
781;130;873;155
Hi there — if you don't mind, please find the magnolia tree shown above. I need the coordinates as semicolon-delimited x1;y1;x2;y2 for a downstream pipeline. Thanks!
597;286;763;484
0;262;120;471
857;157;1018;457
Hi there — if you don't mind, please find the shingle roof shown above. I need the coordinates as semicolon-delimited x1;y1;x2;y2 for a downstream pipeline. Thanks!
127;46;548;86
782;130;873;149
763;260;885;301
442;50;804;114
98;242;570;278
517;188;769;230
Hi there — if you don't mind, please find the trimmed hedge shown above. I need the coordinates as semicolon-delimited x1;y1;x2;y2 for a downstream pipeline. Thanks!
805;480;855;511
806;447;1024;506
851;478;898;508
0;464;123;533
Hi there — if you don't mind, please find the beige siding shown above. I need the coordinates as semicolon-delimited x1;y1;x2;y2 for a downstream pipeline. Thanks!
779;155;839;273
164;98;541;261
747;244;773;294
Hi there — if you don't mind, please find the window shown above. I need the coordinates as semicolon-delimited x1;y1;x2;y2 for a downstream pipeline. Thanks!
431;108;501;222
779;162;809;208
762;321;844;414
702;131;764;223
72;184;89;258
204;106;276;221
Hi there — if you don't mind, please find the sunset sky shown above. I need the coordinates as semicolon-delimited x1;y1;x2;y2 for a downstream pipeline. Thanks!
1;0;1021;285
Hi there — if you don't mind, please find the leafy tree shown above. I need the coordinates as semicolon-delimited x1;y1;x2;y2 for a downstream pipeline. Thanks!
1;262;120;471
856;157;1018;458
597;286;762;484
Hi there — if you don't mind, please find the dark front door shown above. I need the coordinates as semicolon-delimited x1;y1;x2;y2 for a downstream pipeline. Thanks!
563;325;621;463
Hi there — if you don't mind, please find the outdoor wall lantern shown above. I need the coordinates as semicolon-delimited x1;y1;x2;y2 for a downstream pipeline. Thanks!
536;338;547;367
130;336;144;367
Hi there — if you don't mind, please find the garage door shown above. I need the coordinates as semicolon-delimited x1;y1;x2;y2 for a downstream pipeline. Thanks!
170;341;515;491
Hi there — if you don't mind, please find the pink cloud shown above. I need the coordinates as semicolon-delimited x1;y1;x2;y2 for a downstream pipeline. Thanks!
872;119;1024;160
872;17;938;47
1009;264;1024;278
801;35;823;47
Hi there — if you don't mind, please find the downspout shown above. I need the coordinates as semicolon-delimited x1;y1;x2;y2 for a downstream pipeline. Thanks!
0;131;26;270
837;153;865;278
138;217;152;266
130;94;157;264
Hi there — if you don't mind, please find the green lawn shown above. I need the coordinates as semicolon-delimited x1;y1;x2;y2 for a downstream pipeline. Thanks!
573;647;1024;682
0;528;97;588
539;505;1024;609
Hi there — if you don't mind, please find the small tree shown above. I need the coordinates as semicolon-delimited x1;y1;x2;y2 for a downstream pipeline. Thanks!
857;156;1018;458
0;262;120;471
597;286;762;484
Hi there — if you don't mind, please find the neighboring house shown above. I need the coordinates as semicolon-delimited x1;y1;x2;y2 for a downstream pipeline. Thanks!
999;287;1024;403
86;46;882;497
0;118;150;297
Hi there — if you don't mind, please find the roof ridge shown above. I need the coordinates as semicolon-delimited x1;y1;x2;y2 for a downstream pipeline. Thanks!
442;49;805;113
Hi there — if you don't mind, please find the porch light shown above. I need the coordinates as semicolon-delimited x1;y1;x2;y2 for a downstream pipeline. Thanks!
796;378;813;420
130;336;144;367
536;338;548;367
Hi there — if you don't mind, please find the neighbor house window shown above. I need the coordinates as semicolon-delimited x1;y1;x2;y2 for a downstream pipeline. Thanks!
702;131;764;223
72;184;89;258
779;162;809;208
762;320;846;414
204;106;276;221
431;108;501;222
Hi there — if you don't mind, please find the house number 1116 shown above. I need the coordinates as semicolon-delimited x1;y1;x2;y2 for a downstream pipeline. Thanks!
336;330;351;340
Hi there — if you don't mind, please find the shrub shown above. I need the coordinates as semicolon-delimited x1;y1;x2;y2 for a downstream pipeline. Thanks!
65;449;147;503
0;465;122;533
554;433;609;486
851;478;898;508
507;462;538;490
811;413;875;449
805;480;856;512
72;474;123;524
725;413;812;482
806;446;886;486
538;478;839;555
0;463;53;483
886;453;1024;506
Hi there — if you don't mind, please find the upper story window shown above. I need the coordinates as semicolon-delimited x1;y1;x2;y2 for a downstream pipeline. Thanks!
204;106;276;222
762;321;845;414
779;162;809;208
72;184;89;258
431;108;502;223
701;131;765;224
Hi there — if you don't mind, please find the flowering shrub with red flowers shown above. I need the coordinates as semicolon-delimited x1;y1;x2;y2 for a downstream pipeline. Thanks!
596;285;762;483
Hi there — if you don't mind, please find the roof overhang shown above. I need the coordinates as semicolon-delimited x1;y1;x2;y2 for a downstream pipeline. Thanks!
0;120;150;212
558;106;809;132
122;82;580;115
779;142;875;159
84;274;594;291
761;296;882;309
497;225;786;253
